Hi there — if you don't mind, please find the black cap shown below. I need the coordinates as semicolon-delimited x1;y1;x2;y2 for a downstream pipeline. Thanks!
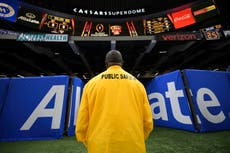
105;50;123;65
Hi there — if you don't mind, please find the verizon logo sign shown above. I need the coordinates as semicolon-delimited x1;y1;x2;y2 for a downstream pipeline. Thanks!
157;32;202;41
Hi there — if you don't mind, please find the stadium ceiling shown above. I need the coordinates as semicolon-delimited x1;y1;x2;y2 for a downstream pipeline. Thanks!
0;0;230;79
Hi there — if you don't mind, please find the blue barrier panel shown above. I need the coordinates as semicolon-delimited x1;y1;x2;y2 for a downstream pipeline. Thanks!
0;78;10;115
145;70;196;132
67;77;84;136
0;75;69;141
0;0;19;22
184;69;230;132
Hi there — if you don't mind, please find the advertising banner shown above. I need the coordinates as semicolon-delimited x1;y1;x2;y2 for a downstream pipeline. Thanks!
67;77;84;136
0;0;19;22
184;69;230;132
16;5;43;29
0;78;10;115
16;33;68;42
145;70;196;132
192;0;219;23
156;31;202;41
0;75;69;141
167;8;196;29
0;29;18;40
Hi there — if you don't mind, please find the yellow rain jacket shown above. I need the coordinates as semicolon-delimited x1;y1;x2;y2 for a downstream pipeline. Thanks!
76;65;153;153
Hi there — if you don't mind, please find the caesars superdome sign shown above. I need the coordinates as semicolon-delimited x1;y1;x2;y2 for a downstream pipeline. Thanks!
72;8;146;17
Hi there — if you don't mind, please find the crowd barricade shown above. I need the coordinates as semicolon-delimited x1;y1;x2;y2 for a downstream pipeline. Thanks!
0;69;230;141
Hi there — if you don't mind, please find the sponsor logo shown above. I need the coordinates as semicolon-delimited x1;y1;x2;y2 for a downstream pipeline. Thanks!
0;2;15;18
0;29;18;40
73;8;145;16
148;82;226;124
158;32;202;41
110;25;122;35
17;33;68;42
169;8;196;29
17;12;40;24
26;12;36;19
20;85;65;130
174;14;191;23
193;5;216;16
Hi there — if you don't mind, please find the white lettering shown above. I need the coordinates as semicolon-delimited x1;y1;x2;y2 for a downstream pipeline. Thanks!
74;86;81;125
149;93;168;120
20;85;65;130
71;8;145;16
174;14;190;22
165;82;192;124
79;9;83;14
197;88;225;123
148;81;226;125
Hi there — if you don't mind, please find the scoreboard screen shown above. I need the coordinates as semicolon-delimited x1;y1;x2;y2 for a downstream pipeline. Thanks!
143;16;173;35
200;24;224;40
39;14;75;35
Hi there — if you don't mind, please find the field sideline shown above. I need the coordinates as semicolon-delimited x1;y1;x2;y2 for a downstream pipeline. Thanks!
0;127;230;153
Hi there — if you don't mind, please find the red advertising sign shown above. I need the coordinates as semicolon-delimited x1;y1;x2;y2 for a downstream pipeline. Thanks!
168;8;196;29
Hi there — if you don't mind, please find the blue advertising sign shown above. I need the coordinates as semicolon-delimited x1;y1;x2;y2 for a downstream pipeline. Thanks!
0;78;10;114
0;0;19;22
0;75;69;141
145;70;196;132
184;69;230;132
67;77;84;136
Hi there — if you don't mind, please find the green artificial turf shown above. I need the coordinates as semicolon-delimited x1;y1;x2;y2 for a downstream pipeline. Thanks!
0;127;230;153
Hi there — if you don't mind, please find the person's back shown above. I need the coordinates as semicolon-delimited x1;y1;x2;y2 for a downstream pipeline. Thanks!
76;50;153;153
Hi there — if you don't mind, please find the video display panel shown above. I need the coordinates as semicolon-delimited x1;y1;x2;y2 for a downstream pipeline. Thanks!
16;6;43;29
143;15;174;35
192;0;219;23
38;14;75;35
200;24;224;40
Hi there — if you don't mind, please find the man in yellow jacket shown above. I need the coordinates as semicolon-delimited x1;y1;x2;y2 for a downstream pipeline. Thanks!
75;50;153;153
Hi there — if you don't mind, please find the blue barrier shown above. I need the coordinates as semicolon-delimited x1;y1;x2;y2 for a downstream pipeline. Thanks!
0;70;230;141
0;78;10;115
145;70;196;132
0;75;69;141
184;69;230;132
67;77;84;136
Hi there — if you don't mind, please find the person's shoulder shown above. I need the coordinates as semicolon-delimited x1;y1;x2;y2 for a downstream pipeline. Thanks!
86;71;105;84
122;70;138;80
